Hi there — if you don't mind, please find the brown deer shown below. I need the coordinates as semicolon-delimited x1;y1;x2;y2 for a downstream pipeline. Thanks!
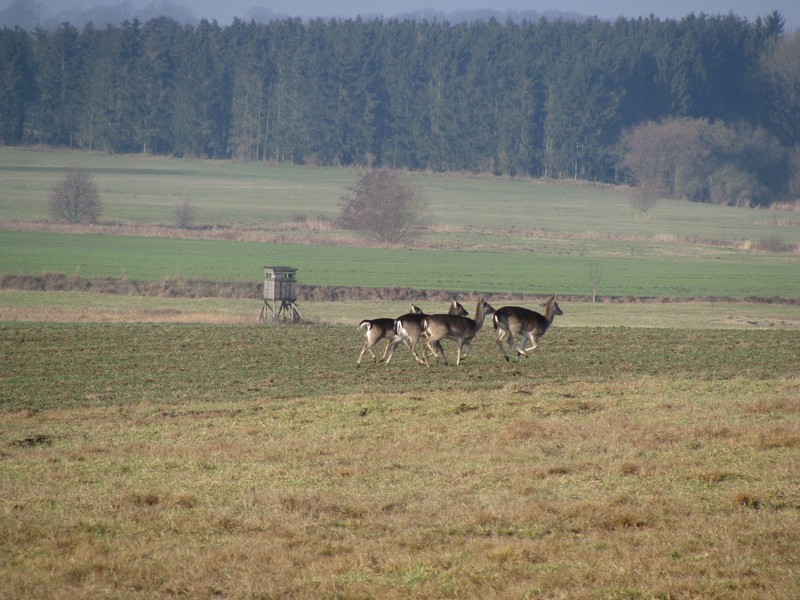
422;298;496;366
356;304;424;367
383;300;468;365
493;294;563;362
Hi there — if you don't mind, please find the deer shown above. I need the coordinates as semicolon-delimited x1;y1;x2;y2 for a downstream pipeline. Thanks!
492;294;563;363
422;298;496;366
356;304;424;367
383;299;468;365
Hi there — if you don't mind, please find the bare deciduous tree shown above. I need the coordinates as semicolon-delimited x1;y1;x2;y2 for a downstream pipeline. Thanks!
620;118;708;200
338;169;430;243
629;182;660;217
48;168;102;223
175;201;196;228
621;117;788;206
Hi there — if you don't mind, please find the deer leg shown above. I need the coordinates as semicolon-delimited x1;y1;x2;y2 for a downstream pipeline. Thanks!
457;341;472;365
378;339;394;362
423;344;441;366
505;332;530;361
382;342;396;364
426;339;448;365
408;339;428;366
402;333;428;365
420;352;430;367
495;329;512;362
356;345;371;367
520;333;539;354
435;341;449;364
503;333;524;362
381;335;401;363
357;338;380;367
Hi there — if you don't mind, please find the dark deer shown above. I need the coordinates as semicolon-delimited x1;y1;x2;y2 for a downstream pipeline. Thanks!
356;304;424;367
383;300;468;365
493;294;563;362
422;298;496;366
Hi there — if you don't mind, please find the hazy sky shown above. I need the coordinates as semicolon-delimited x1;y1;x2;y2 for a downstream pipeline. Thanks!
20;0;800;30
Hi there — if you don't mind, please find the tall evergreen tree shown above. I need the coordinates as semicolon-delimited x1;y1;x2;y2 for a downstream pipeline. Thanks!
0;13;794;196
173;19;231;158
262;18;305;163
140;16;183;155
227;19;270;161
0;26;34;144
29;23;86;146
87;19;148;153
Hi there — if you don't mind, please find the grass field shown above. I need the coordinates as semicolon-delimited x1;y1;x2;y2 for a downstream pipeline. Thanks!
2;146;800;597
2;146;799;242
2;147;800;303
1;322;798;598
2;230;799;299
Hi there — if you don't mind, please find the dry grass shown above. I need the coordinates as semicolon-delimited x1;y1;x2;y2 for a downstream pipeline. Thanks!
2;376;799;598
2;316;798;598
0;306;254;324
2;291;800;330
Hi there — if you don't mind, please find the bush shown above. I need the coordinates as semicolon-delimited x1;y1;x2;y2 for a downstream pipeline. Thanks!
174;202;196;228
48;168;102;223
629;183;660;217
338;169;430;243
758;234;789;252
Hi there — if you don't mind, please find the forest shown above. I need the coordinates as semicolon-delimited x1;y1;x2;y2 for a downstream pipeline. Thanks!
1;10;799;204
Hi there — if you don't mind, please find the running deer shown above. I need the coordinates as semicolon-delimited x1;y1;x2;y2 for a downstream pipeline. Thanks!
356;304;424;367
422;298;496;366
383;300;468;365
493;294;563;362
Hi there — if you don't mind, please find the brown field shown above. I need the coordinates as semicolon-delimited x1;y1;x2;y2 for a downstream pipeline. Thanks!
1;319;799;599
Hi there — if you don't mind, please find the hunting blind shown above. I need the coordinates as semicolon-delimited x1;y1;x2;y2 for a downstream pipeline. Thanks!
259;266;303;323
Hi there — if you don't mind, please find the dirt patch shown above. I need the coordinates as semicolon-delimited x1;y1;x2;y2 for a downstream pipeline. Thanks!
11;434;54;448
709;315;800;329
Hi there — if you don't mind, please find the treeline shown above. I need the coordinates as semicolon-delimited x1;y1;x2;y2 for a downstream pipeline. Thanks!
1;12;798;199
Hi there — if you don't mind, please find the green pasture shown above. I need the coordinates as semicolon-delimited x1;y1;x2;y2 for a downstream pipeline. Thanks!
0;148;350;225
1;146;799;301
2;146;799;243
1;230;799;299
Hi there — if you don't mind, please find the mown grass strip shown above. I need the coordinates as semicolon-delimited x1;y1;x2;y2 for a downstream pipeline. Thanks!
2;230;798;298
